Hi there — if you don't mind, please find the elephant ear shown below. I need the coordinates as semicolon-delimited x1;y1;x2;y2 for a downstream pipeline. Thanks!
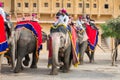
77;32;84;43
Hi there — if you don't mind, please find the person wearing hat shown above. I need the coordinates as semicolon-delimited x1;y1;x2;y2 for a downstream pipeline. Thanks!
0;2;6;22
32;13;39;22
76;16;86;31
76;15;88;41
86;15;98;30
54;8;69;27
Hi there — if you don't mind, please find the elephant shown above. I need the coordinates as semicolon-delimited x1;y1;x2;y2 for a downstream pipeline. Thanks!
13;28;37;73
78;37;98;65
112;38;120;66
49;25;73;75
76;30;89;64
8;24;47;73
76;24;99;64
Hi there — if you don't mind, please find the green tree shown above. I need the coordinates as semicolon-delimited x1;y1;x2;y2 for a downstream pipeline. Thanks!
101;16;120;39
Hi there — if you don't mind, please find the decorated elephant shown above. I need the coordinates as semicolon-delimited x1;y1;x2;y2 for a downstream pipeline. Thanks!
9;21;47;73
48;24;74;75
77;23;99;64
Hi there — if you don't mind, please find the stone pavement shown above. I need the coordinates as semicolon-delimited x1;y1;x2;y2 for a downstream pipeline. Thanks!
0;45;120;80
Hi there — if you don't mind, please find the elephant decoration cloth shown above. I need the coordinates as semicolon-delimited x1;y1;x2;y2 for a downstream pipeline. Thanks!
0;15;9;54
15;20;42;58
48;24;79;67
70;25;79;66
85;23;99;50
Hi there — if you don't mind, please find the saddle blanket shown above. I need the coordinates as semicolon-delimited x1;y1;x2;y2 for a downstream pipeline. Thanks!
85;23;98;50
0;15;9;54
70;26;79;66
16;20;42;51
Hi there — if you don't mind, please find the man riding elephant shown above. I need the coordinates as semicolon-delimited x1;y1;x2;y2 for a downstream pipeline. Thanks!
48;9;80;75
53;8;69;27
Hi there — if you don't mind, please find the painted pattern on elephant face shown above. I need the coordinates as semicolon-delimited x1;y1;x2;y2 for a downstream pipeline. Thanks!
51;32;68;49
50;26;72;75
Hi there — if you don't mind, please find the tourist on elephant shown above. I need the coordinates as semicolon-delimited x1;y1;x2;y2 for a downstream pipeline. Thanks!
53;8;69;27
76;16;88;41
32;13;39;22
76;16;85;31
86;15;98;30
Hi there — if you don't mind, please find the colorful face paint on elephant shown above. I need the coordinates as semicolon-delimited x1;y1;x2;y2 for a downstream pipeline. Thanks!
49;24;73;75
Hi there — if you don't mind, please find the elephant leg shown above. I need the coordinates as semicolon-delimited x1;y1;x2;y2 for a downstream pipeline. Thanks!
14;56;23;73
4;50;12;65
14;47;27;73
23;54;30;66
0;55;3;72
115;52;118;61
86;50;91;62
114;39;118;61
63;45;71;73
90;51;94;63
50;59;58;75
30;50;37;68
79;41;88;65
59;56;64;71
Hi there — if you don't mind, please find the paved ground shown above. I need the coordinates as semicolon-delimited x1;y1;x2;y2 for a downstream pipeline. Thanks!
0;45;120;80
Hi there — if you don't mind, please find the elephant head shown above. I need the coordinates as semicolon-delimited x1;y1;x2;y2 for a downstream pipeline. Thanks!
50;25;72;75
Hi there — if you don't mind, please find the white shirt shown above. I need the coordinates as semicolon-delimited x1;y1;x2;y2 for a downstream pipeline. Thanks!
54;14;69;27
76;20;85;30
76;19;88;41
0;7;6;22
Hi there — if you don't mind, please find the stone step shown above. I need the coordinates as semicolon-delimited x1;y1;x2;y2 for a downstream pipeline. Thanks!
101;39;111;52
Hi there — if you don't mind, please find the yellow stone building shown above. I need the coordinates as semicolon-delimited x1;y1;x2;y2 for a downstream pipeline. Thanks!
1;0;120;21
1;0;120;48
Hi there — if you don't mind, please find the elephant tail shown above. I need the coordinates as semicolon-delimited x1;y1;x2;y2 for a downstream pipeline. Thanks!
10;29;21;70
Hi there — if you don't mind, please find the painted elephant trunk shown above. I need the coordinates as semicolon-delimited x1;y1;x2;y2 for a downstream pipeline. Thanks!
51;33;64;67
